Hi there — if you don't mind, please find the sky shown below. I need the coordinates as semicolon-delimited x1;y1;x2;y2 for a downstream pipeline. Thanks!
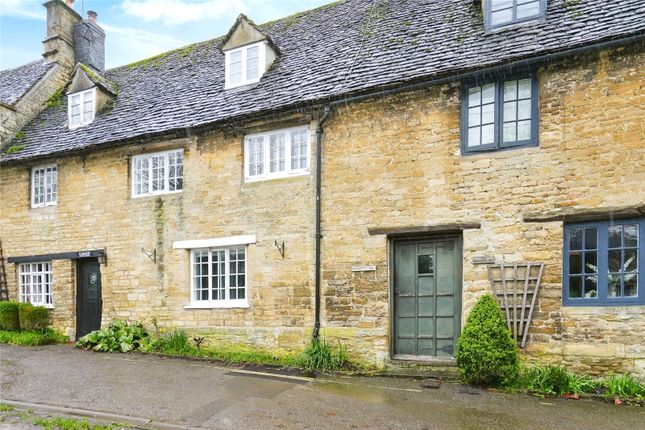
0;0;332;71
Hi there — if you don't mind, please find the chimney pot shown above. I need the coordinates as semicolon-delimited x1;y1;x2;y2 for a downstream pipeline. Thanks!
66;0;75;7
87;11;97;23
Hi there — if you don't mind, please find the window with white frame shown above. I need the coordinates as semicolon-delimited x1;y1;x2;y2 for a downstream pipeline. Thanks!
132;149;183;197
191;247;247;307
484;0;547;29
244;126;310;181
19;262;53;307
224;41;266;89
31;164;57;208
68;88;96;129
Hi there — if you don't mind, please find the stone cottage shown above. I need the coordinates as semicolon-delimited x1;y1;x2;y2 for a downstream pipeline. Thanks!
1;0;644;374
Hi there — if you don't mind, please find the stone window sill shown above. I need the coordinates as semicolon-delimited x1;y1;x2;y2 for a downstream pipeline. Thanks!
183;302;249;310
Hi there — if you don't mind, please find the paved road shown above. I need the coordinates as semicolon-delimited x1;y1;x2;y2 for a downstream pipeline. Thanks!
1;345;644;429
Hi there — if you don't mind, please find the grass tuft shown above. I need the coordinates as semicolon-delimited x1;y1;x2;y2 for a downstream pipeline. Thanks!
0;404;15;412
0;329;67;346
33;416;122;430
603;374;645;400
299;337;350;373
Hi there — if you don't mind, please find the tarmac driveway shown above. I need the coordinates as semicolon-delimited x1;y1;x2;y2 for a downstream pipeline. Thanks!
1;344;644;429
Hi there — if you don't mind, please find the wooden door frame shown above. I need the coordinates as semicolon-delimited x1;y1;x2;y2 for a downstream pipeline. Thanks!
75;257;103;340
388;233;463;361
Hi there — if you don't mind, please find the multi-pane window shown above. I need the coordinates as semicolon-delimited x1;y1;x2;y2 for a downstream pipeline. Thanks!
462;76;537;153
19;262;53;307
132;149;183;197
68;88;96;129
564;219;644;306
31;164;57;208
485;0;546;28
191;247;247;307
244;126;310;181
225;42;265;89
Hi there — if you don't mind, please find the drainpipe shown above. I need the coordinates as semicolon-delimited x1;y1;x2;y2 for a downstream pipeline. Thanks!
313;105;330;339
309;33;643;339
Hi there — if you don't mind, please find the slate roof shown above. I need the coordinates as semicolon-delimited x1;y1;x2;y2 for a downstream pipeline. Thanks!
0;59;55;106
2;0;644;163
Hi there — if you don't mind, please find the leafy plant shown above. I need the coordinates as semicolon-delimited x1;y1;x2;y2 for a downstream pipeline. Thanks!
0;301;21;331
298;337;349;373
603;374;645;400
456;294;520;387
76;320;149;353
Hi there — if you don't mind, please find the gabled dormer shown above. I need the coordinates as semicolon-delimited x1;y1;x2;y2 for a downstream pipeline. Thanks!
220;14;279;89
483;0;547;29
66;63;117;130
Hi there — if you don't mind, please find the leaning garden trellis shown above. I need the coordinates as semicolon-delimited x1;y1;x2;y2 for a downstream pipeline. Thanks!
487;262;545;348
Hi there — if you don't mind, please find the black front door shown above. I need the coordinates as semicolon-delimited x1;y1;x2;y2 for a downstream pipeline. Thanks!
76;259;102;339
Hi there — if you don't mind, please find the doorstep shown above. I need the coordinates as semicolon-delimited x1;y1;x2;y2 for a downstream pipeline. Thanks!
380;357;460;380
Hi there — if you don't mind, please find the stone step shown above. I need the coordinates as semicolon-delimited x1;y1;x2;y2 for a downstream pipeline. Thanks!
379;359;461;380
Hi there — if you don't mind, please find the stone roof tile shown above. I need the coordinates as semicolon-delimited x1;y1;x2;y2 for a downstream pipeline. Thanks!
1;0;644;163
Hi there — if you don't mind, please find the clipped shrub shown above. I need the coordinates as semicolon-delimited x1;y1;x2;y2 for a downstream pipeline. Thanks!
0;301;21;331
76;319;149;353
18;303;49;331
299;337;350;373
456;294;520;387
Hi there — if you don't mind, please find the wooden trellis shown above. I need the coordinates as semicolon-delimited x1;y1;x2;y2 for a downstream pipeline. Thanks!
487;262;544;348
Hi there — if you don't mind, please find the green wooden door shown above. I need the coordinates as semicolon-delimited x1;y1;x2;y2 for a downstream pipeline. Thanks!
393;239;461;358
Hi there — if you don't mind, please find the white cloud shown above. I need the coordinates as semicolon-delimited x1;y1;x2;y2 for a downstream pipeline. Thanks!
121;0;246;26
0;0;45;21
101;23;185;68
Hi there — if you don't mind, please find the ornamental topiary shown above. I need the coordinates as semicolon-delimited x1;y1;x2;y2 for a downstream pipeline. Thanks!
18;303;50;331
0;301;21;331
456;294;520;387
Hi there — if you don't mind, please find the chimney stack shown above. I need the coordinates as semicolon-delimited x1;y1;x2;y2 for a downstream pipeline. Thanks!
74;11;106;74
42;0;82;69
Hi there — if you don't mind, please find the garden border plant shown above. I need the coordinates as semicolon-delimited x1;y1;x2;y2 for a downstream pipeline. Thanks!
76;318;357;374
0;301;66;346
455;295;645;405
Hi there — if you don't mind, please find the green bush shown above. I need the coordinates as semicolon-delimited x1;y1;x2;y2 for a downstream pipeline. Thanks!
456;294;520;387
0;301;20;331
76;320;149;353
0;328;67;346
18;303;49;331
298;337;350;373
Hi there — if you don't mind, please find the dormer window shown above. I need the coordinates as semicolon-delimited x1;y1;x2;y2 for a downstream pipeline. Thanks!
225;42;266;89
68;88;96;129
485;0;546;29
